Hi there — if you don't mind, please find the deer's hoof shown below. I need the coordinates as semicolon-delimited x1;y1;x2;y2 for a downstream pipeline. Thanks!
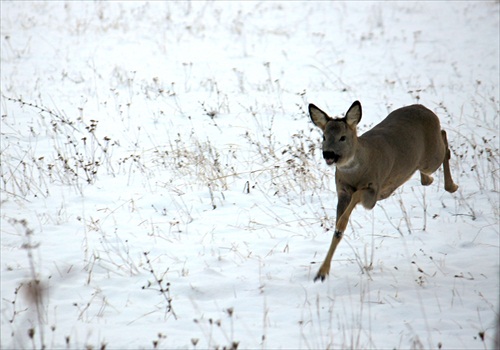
314;274;326;283
314;268;329;283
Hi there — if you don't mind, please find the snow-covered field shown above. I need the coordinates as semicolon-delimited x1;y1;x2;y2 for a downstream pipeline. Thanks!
1;1;499;349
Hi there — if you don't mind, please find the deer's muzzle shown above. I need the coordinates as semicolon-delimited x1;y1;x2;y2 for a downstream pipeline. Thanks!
323;151;340;165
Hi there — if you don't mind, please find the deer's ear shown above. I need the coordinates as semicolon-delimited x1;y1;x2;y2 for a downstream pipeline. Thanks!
345;101;362;127
309;104;330;131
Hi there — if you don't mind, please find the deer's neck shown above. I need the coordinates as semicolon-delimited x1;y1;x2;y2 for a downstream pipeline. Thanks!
336;141;367;174
337;156;361;173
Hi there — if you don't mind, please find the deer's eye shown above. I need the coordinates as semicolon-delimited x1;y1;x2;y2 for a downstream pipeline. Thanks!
339;136;346;142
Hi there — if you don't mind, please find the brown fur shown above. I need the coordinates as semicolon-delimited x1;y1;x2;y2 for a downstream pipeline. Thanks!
309;101;458;282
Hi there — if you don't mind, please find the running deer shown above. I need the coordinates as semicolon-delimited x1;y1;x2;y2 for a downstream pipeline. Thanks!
309;101;458;282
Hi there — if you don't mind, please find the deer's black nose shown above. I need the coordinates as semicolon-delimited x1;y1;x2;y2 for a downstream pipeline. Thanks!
323;151;340;165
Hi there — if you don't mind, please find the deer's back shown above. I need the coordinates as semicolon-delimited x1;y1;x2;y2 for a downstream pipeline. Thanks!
354;104;445;197
363;105;441;144
361;105;443;161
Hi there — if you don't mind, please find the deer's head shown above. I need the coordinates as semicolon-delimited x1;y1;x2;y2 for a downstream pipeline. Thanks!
309;101;362;168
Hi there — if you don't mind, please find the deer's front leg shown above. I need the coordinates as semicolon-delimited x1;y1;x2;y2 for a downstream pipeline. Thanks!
336;188;376;232
314;188;376;282
314;192;351;282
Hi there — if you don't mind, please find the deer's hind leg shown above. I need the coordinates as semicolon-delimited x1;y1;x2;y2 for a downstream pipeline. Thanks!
420;172;434;186
441;130;458;193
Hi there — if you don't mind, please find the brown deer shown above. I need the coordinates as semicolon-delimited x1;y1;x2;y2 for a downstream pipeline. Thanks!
309;101;458;282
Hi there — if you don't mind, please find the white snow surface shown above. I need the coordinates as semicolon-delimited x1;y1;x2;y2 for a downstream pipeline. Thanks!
1;2;499;349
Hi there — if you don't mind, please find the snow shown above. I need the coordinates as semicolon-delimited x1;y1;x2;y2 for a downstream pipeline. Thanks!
1;1;499;349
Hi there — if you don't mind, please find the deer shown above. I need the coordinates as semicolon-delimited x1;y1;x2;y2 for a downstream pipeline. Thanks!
308;100;458;282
